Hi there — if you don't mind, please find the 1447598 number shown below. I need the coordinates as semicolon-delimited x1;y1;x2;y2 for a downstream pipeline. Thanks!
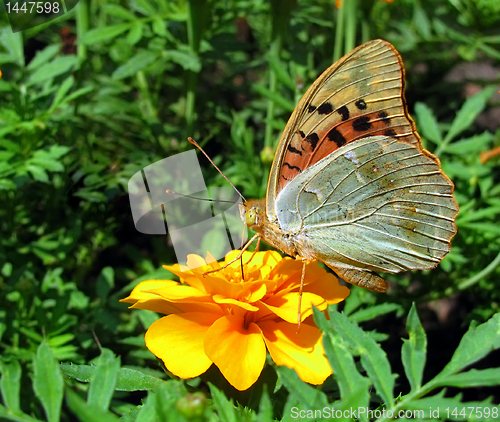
446;407;498;419
6;2;60;13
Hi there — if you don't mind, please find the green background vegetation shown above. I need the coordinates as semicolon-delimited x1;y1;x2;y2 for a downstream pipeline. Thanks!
0;0;499;420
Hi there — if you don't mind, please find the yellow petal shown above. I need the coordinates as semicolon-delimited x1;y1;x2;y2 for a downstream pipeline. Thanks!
120;280;179;303
212;295;259;312
204;315;266;391
273;260;324;292
239;281;267;303
263;292;327;323
149;284;211;302
186;254;208;270
260;320;332;385
146;312;222;378
305;272;350;304
199;274;244;298
224;250;282;274
127;299;184;314
128;300;221;315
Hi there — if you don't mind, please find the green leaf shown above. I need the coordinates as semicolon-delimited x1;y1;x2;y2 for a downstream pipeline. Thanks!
79;24;132;45
0;404;41;422
413;2;431;39
349;302;401;323
415;102;442;145
32;342;64;422
126;22;144;46
331;384;372;422
87;349;120;411
444;86;497;143
27;45;60;71
208;383;237;422
149;382;191;420
442;132;494;155
152;17;167;36
438;313;500;378
62;86;94;104
27;165;49;183
65;389;120;422
461;222;500;236
268;53;295;90
315;308;370;413
112;50;159;80
434;367;500;388
401;303;427;392
0;359;22;413
134;394;159;422
96;267;115;300
164;49;201;72
60;364;167;391
277;366;328;409
456;206;500;224
258;387;273;421
0;28;24;66
73;190;108;202
29;146;70;173
27;56;80;86
329;309;395;407
49;76;75;113
129;0;156;16
47;334;75;348
253;83;295;112
102;4;137;20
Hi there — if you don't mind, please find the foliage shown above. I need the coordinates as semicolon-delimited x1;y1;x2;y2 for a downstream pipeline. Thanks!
1;0;499;420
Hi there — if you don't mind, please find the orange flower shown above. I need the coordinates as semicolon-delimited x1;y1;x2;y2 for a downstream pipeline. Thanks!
121;250;350;391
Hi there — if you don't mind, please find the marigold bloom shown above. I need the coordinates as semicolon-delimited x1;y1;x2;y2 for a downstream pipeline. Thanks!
121;250;350;391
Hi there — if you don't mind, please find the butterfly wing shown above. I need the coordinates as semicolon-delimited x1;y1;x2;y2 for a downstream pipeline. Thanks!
274;136;458;274
267;39;418;222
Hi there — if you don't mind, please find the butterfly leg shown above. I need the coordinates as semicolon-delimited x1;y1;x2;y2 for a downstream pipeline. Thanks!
296;257;312;332
331;266;389;293
203;233;260;276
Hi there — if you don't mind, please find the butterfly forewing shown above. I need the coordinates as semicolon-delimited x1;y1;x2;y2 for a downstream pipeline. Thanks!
268;39;419;219
274;136;458;273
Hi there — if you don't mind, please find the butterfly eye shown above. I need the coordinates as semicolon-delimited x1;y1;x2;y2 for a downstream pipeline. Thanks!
244;208;258;227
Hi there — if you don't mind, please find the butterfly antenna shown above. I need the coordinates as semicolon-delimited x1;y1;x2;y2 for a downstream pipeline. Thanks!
165;189;235;204
188;137;246;202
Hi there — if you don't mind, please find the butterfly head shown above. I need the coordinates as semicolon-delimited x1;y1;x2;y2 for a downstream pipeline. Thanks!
240;199;266;230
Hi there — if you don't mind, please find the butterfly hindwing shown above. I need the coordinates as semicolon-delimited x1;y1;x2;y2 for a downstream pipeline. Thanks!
274;136;458;273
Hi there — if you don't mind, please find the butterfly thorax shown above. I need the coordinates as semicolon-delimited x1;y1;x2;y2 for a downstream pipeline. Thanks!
241;199;300;258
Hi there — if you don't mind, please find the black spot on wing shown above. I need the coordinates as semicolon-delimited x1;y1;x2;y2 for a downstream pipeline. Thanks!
317;102;333;115
287;145;302;155
337;105;349;121
384;129;397;138
378;111;391;124
305;133;319;151
352;116;372;132
308;104;316;113
326;127;346;147
355;99;367;110
283;162;302;173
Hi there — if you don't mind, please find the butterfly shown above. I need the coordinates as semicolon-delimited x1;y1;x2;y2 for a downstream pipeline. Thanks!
241;39;458;292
